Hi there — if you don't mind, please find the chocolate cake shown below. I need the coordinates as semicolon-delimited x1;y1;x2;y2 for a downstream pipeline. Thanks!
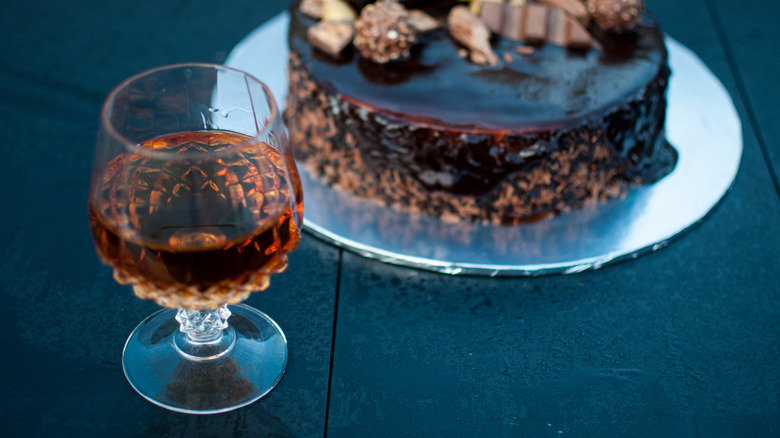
284;0;677;224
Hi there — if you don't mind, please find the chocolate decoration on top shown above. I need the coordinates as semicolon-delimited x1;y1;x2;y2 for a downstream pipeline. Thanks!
479;0;599;49
448;5;500;65
307;20;356;56
322;0;358;21
354;0;418;63
300;0;324;19
536;0;590;23
407;9;441;33
587;0;644;32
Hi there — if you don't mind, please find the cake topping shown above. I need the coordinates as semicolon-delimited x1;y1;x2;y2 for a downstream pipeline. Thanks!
308;20;356;56
448;5;500;65
586;0;644;32
354;0;418;63
322;0;358;22
302;0;644;65
478;1;599;49
547;7;598;48
536;0;590;23
407;9;441;33
301;0;324;19
478;0;506;33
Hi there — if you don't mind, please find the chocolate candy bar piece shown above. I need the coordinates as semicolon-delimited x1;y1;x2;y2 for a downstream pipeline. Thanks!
408;9;441;33
308;20;356;57
536;0;589;23
479;0;505;34
547;7;596;48
523;3;549;42
482;1;597;49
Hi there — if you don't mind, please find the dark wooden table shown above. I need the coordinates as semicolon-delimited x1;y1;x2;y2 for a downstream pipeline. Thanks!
1;0;778;436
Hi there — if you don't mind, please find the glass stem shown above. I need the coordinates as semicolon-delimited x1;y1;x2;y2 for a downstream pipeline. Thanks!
175;305;232;343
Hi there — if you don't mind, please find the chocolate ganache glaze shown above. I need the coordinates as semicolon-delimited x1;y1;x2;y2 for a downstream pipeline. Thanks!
285;0;677;223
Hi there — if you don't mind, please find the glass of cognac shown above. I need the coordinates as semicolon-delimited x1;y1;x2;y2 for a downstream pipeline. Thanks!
88;64;303;414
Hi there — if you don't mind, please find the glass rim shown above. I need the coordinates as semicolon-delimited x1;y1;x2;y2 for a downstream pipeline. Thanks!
100;62;279;158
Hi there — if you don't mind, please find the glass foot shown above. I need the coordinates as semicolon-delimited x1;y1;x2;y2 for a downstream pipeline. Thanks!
122;304;287;414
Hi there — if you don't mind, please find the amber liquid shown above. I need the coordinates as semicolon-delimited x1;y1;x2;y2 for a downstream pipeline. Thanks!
89;131;303;308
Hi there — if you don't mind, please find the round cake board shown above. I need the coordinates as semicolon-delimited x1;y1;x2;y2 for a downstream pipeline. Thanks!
226;12;743;276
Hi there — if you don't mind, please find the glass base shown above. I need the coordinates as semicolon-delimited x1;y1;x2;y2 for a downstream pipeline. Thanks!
122;304;287;414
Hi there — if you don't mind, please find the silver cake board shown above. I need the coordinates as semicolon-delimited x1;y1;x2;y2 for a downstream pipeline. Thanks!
226;12;742;276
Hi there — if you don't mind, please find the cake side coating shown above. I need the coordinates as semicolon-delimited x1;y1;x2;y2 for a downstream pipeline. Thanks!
284;1;677;223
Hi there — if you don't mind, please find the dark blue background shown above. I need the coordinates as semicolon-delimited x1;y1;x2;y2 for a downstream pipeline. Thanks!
0;0;778;436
